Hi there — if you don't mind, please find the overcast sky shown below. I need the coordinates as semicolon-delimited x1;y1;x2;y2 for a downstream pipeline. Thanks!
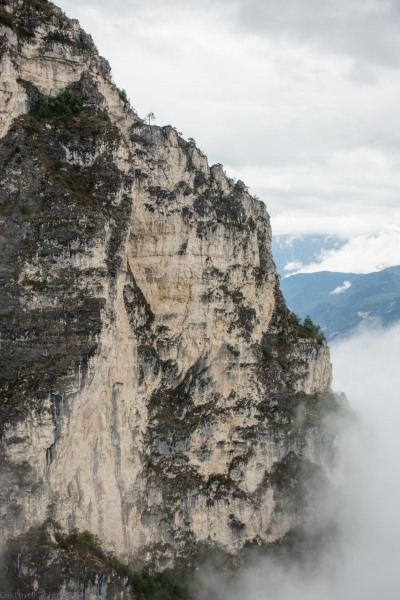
57;0;400;271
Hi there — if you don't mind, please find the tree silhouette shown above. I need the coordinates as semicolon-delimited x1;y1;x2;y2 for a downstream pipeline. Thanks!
146;112;155;125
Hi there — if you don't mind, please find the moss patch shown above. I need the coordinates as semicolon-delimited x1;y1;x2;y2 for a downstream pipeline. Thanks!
29;87;115;145
0;8;13;27
44;30;90;49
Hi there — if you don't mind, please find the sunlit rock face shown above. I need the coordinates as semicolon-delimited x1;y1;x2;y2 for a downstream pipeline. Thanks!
0;0;333;571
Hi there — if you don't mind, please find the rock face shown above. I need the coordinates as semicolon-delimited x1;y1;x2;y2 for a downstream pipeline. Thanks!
0;0;333;576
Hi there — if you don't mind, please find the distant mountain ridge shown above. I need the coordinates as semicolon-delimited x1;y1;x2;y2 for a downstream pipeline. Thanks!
280;265;400;340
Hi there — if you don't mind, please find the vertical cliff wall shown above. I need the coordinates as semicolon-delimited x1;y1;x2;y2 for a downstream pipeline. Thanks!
0;0;334;574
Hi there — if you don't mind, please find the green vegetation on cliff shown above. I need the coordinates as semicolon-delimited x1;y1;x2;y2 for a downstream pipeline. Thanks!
2;522;194;599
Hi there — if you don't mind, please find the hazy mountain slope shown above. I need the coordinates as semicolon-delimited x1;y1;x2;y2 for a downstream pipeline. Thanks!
281;266;400;339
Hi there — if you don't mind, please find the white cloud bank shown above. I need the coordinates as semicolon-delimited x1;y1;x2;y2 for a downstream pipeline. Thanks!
295;225;400;273
197;322;400;599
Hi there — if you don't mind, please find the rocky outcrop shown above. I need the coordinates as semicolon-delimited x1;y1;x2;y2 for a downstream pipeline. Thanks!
0;0;335;581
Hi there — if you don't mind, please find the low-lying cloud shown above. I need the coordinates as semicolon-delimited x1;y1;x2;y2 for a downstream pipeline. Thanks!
196;322;400;599
330;280;352;294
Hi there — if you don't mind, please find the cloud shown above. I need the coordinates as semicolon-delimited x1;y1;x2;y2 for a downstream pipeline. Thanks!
295;226;400;273
232;0;400;69
283;260;303;272
330;280;352;294
57;0;400;240
195;322;400;599
229;144;400;236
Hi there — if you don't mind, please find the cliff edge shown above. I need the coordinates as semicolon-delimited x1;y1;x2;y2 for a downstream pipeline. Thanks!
0;0;335;586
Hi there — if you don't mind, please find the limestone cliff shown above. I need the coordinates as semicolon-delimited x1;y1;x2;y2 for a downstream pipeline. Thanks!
0;0;335;585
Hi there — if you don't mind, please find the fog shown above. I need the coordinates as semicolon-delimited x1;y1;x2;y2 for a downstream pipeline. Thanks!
198;322;400;599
